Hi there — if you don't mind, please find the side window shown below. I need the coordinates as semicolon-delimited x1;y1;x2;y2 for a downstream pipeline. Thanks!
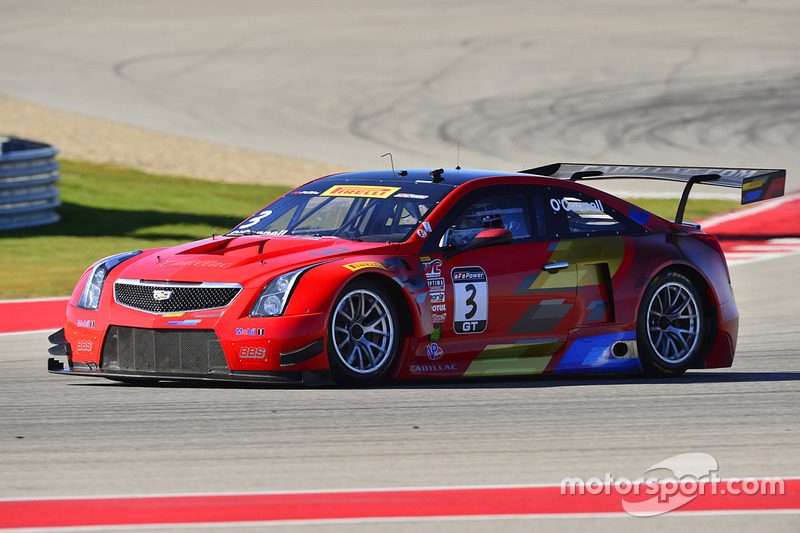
528;191;549;240
441;193;531;249
547;188;636;238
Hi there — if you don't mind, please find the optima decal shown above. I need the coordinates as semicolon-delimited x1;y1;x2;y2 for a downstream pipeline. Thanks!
343;261;387;272
427;277;444;292
321;185;400;199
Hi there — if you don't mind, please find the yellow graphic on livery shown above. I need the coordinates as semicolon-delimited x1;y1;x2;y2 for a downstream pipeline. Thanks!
343;261;387;272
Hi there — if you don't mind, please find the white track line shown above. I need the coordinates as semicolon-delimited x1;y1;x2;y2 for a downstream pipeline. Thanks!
0;329;54;337
0;297;68;304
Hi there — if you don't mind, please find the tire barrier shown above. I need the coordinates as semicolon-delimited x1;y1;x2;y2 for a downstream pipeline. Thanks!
0;136;60;231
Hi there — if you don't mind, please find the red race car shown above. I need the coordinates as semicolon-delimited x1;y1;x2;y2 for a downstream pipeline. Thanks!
48;163;785;386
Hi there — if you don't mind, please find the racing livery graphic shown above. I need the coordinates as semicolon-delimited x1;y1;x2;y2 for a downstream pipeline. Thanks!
47;163;785;386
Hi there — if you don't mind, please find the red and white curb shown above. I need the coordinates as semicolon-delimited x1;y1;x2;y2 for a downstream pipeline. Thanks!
701;192;800;266
719;238;800;266
0;481;798;530
0;298;68;334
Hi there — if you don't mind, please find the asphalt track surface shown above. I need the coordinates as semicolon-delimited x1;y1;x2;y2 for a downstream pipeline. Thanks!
1;0;799;196
0;250;798;530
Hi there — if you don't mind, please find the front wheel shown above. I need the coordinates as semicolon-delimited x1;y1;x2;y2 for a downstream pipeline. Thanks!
637;271;706;376
327;280;400;386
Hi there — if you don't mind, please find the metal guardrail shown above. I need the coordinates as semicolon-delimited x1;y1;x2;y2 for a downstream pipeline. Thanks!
0;136;60;231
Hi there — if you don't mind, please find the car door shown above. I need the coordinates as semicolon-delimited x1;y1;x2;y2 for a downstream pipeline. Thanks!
416;186;578;378
544;186;643;330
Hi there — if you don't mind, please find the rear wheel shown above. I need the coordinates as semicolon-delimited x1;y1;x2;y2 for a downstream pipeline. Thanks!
327;280;400;386
637;271;705;376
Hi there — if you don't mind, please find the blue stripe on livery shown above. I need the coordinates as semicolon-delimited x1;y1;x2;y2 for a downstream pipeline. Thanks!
555;331;642;373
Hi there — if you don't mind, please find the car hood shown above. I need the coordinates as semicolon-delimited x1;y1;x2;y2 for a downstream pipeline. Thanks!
113;236;398;287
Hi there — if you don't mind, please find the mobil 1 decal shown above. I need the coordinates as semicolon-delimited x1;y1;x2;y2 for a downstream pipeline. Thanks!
451;266;488;334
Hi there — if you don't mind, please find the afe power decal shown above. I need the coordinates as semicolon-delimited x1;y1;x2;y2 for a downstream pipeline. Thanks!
452;266;488;334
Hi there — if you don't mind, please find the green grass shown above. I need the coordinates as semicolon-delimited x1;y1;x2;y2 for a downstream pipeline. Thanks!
0;160;288;299
622;197;739;222
0;160;740;299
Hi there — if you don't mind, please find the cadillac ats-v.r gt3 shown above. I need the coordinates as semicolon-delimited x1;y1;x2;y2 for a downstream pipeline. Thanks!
48;163;785;386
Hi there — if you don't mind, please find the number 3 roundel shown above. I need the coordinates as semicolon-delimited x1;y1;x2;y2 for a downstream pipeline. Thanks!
452;266;488;334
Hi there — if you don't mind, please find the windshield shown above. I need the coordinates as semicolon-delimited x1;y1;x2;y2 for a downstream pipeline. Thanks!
228;181;451;242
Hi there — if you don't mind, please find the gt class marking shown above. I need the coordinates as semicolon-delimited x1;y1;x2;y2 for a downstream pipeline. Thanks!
452;266;488;334
321;185;400;199
343;261;387;272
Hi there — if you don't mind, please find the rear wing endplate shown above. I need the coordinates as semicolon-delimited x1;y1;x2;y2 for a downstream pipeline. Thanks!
520;163;786;224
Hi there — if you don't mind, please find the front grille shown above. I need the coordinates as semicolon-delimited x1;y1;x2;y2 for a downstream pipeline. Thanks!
114;281;240;313
101;326;230;375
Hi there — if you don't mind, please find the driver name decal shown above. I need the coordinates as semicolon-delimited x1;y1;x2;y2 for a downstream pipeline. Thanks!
549;198;604;213
452;266;488;334
321;185;401;199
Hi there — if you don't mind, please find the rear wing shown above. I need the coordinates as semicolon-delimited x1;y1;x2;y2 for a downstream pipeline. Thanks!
520;163;786;223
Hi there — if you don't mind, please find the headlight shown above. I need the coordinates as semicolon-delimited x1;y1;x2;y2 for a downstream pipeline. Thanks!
77;251;142;310
250;266;311;317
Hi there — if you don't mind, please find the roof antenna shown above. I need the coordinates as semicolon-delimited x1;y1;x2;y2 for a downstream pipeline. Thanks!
381;152;397;181
456;143;461;170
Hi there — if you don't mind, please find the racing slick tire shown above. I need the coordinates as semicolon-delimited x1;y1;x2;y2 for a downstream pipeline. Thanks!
327;280;401;386
637;271;706;377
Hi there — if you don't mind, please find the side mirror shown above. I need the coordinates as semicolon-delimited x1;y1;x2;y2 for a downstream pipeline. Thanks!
463;228;513;251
